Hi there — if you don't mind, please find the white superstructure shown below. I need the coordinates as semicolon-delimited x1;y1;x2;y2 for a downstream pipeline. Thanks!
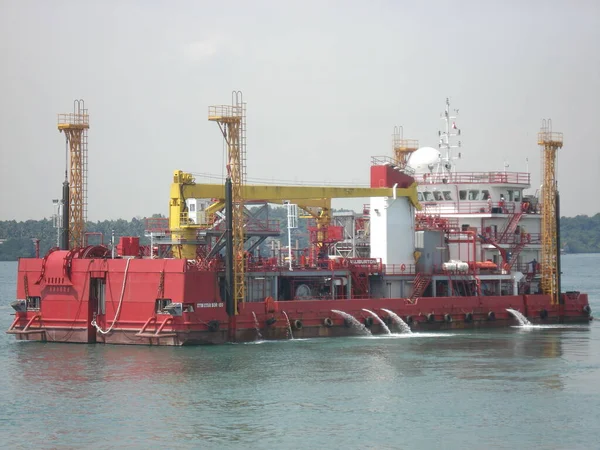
409;99;541;274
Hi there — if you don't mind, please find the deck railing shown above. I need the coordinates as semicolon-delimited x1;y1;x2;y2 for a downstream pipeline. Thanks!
418;171;530;185
421;201;517;215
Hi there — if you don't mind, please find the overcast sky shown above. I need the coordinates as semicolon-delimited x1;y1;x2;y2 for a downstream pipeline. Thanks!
1;0;598;221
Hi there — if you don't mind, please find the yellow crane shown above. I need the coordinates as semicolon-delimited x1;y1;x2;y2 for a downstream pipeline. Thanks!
58;100;89;249
537;120;563;304
168;172;421;315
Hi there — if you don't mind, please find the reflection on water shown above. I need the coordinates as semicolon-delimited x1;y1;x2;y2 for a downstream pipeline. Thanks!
1;257;600;449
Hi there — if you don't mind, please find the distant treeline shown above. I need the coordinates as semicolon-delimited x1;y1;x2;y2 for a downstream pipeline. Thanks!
0;216;150;261
561;214;600;254
0;211;598;261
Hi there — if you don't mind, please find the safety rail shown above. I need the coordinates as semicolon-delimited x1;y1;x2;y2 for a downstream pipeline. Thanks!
418;171;530;185
393;138;419;150
415;214;460;231
537;132;563;145
213;219;280;233
480;232;541;245
245;257;371;273
208;105;243;119
371;155;398;166
421;201;516;214
384;264;416;275
145;218;170;232
84;232;104;246
513;262;539;274
370;155;416;174
57;113;89;127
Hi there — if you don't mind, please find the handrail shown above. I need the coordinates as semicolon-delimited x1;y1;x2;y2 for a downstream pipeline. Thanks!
422;201;517;214
417;171;530;185
384;264;416;275
57;113;89;126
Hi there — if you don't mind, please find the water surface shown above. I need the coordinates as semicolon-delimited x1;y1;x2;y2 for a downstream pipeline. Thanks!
1;254;599;449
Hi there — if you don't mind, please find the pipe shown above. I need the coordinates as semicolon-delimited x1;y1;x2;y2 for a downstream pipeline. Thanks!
225;177;235;318
385;183;399;209
111;230;115;259
556;190;563;309
60;179;70;250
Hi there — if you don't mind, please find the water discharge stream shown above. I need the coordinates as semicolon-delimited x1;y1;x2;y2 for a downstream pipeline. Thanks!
380;308;412;333
506;308;532;326
331;310;372;335
362;309;391;334
251;312;263;341
282;311;294;340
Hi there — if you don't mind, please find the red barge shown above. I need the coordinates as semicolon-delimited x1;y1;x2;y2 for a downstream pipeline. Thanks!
7;97;591;345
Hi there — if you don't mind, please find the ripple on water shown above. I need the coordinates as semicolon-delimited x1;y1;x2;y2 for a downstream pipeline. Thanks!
1;259;600;449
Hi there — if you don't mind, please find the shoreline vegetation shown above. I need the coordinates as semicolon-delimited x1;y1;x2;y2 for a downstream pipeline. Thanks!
0;212;598;261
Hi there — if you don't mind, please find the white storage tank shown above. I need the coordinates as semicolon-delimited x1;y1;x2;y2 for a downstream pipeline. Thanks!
369;196;415;266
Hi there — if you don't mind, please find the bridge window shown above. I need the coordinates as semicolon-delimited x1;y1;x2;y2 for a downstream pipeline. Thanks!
468;190;480;200
417;192;424;202
433;191;443;201
189;203;196;212
423;191;434;201
459;190;467;200
482;190;490;200
443;191;452;200
514;190;521;202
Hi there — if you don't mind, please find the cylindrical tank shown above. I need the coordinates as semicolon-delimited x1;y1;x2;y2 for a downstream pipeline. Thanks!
443;260;469;273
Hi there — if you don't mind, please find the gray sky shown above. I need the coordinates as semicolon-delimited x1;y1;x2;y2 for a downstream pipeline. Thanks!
1;0;598;221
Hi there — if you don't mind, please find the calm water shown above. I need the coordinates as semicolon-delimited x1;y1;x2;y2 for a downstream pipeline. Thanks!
1;255;599;450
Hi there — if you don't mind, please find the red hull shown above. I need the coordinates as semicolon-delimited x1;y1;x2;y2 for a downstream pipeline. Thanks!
7;254;592;345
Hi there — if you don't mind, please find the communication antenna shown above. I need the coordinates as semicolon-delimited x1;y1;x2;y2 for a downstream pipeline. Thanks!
437;98;462;177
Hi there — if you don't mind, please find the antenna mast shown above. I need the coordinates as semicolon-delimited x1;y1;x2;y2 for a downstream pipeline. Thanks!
438;98;461;177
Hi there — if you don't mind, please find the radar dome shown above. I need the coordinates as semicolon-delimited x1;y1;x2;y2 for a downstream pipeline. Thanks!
408;147;441;172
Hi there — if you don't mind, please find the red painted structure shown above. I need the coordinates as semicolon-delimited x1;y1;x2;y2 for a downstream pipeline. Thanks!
5;157;592;345
7;246;591;345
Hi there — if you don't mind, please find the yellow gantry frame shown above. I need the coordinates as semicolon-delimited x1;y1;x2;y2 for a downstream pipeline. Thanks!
169;170;421;259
